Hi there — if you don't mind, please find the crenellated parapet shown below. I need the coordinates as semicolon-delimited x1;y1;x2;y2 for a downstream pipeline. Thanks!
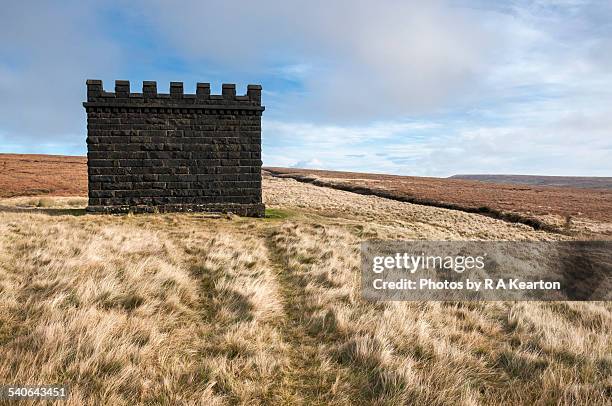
84;80;264;113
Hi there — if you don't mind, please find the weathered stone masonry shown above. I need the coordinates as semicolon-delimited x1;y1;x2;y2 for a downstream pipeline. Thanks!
84;80;265;216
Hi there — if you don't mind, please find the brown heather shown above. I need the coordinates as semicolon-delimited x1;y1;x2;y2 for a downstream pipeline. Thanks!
0;175;610;405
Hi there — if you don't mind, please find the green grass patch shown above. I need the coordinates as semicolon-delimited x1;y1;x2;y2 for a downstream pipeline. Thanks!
265;208;293;220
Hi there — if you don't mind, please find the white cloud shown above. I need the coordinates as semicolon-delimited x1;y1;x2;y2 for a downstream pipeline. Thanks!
264;120;438;147
263;102;612;176
291;158;324;169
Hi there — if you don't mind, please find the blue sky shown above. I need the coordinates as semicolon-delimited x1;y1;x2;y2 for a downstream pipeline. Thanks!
1;0;611;176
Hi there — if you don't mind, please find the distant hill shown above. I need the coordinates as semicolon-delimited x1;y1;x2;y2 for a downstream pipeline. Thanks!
449;174;612;190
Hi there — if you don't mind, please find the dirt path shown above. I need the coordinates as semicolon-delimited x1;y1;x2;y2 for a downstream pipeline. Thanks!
263;226;354;405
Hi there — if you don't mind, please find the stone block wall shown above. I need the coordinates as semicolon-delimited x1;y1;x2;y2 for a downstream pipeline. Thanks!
84;80;264;216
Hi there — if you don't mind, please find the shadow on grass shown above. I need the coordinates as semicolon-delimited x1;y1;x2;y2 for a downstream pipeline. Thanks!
0;205;296;219
0;205;87;216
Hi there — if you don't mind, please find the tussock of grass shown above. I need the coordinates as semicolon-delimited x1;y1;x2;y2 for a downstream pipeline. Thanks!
35;197;55;207
0;178;609;404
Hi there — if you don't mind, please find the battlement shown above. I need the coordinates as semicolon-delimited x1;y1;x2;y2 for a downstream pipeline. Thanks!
84;80;263;111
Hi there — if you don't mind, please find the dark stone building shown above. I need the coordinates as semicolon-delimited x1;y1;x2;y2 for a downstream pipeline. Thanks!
84;80;264;216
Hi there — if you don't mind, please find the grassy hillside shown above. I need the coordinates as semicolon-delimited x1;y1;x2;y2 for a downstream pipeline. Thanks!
0;176;610;404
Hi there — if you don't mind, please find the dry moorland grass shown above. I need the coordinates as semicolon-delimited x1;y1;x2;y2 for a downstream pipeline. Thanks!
266;167;612;237
0;176;610;405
